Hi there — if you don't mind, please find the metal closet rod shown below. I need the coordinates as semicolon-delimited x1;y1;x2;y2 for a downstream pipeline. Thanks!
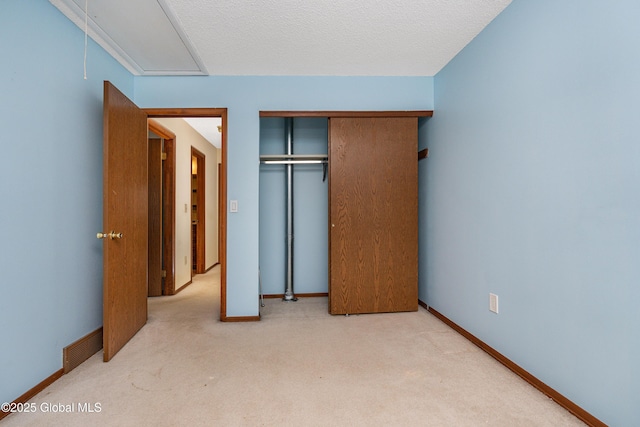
260;154;328;164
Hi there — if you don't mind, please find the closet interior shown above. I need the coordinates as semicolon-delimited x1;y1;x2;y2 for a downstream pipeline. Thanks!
259;116;329;300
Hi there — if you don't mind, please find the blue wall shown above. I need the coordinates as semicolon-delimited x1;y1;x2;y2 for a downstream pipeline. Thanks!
259;118;328;296
0;1;133;405
134;76;434;316
425;0;640;424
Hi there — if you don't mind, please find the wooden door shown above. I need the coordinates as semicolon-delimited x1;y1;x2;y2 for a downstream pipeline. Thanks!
329;117;418;315
102;81;148;361
148;138;163;297
191;147;206;274
148;119;176;295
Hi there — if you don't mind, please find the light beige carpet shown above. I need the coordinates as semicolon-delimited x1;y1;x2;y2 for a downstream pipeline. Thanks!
3;267;584;426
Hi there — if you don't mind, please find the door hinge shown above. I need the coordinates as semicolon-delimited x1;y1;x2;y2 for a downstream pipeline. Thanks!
161;152;167;160
162;270;167;278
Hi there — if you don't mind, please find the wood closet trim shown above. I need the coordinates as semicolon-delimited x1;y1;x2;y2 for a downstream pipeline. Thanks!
260;110;433;118
145;108;228;117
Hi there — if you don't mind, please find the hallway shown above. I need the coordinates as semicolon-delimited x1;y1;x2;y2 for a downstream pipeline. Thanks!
3;267;583;426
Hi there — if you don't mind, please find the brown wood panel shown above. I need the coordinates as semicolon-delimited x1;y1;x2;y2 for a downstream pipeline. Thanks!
222;316;261;322
191;147;206;274
147;119;176;295
261;110;433;118
144;108;228;117
329;117;418;315
162;137;176;295
148;138;163;297
217;112;228;321
103;82;149;362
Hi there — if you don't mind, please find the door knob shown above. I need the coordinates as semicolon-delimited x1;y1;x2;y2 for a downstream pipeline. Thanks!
97;231;123;240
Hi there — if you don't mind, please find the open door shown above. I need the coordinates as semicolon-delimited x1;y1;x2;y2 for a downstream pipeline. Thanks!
101;81;149;361
191;147;206;274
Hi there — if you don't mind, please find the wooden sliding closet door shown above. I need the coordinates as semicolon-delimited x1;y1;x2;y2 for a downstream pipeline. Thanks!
329;117;418;315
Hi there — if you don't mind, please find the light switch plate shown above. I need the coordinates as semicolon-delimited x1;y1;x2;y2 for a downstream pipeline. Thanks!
230;200;238;213
489;293;499;314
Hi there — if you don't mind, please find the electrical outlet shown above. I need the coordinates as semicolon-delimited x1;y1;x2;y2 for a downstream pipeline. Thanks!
489;293;499;314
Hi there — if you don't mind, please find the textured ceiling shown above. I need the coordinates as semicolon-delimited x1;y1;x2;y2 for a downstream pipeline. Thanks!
51;0;512;76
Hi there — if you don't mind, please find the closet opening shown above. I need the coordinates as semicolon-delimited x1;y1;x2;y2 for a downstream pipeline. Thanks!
259;116;329;306
258;110;431;316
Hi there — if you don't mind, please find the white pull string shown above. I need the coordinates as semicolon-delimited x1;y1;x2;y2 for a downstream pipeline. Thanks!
84;0;88;79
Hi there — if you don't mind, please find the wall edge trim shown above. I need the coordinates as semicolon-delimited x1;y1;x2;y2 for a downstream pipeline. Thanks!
220;315;261;323
0;369;65;421
174;280;193;294
263;293;328;299
423;303;607;427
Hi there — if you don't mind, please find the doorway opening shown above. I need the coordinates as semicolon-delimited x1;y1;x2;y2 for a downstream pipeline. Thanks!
145;108;229;321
